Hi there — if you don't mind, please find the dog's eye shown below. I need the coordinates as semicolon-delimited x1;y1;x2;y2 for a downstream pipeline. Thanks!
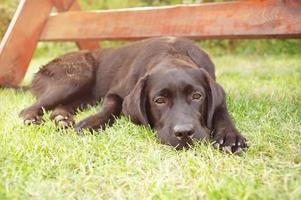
192;92;203;100
154;97;166;104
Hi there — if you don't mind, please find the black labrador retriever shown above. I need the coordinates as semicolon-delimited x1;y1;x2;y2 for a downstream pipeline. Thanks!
20;37;247;153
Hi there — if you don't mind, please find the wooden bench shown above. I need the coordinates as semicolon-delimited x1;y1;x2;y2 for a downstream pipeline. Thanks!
0;0;300;86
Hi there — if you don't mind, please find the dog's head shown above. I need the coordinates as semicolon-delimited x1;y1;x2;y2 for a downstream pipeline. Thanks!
123;60;224;149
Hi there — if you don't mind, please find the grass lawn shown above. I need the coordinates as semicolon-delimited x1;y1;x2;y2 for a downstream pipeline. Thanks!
0;51;300;199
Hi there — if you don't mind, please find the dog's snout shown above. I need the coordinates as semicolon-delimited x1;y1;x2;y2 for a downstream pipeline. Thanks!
173;124;194;138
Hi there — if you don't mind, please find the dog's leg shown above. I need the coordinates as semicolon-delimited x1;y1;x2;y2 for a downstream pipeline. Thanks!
50;94;96;128
211;104;247;154
75;94;122;133
19;84;90;125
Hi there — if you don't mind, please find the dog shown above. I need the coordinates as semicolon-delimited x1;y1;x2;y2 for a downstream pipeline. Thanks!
20;37;247;153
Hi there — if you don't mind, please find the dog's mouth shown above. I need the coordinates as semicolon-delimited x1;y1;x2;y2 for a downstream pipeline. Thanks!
178;135;193;142
156;127;210;150
175;132;210;150
175;139;194;149
167;135;196;150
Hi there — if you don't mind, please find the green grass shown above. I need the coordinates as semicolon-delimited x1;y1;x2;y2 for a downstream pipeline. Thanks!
0;51;300;199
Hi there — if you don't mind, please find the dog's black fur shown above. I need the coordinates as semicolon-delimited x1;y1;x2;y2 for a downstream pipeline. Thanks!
20;37;246;152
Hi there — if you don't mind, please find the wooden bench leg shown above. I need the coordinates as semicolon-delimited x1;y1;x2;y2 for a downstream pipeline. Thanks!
52;0;100;50
0;0;100;87
0;0;53;86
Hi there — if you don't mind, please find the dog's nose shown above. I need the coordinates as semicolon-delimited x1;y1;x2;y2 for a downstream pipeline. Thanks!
173;124;194;138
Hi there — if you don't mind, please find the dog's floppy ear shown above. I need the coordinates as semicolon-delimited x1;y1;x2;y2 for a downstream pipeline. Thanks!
187;47;223;129
202;70;225;130
187;46;216;80
122;75;149;127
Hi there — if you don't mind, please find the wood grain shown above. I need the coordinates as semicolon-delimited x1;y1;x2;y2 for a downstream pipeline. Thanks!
52;0;100;49
40;0;301;41
0;0;53;86
1;0;300;86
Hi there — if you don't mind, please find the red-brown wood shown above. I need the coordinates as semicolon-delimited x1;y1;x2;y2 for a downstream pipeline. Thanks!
52;0;100;49
51;0;74;10
0;0;300;86
40;0;301;41
0;0;53;86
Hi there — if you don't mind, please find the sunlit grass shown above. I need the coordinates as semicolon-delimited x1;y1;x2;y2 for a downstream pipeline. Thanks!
0;52;300;199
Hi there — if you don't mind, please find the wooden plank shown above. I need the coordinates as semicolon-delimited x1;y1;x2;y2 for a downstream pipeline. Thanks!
0;0;53;86
40;0;301;41
51;0;75;11
52;0;100;49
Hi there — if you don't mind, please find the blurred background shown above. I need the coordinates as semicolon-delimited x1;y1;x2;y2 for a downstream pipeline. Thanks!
1;0;300;58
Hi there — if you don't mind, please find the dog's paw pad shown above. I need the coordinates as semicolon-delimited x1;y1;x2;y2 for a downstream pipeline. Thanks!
57;120;69;127
23;116;43;125
54;115;65;122
212;132;247;154
53;114;75;128
221;146;232;154
213;139;224;149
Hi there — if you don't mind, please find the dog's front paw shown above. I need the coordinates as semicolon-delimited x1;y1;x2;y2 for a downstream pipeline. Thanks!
212;129;247;154
50;110;75;128
19;110;43;125
75;116;102;133
52;114;75;128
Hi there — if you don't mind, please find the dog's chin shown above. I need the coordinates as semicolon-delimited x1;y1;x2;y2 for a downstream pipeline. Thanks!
174;135;209;150
157;131;209;150
157;134;195;150
174;139;194;150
